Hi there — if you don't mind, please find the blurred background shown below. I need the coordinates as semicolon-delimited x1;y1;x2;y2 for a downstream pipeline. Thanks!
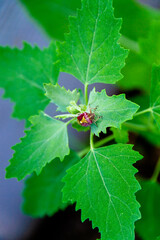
0;0;160;239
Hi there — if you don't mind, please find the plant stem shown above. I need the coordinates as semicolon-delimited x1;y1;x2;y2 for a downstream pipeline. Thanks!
134;108;152;117
94;134;114;148
78;134;114;158
119;35;140;54
90;131;94;150
84;83;88;105
123;122;148;132
151;158;160;182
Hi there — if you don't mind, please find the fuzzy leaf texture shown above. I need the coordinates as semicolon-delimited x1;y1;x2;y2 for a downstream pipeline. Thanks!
88;88;139;136
6;112;70;180
0;42;59;126
136;180;160;240
57;0;128;85
44;83;80;112
63;144;142;240
22;151;80;217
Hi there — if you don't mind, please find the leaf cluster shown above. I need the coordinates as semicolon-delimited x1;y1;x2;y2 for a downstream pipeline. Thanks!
0;0;160;239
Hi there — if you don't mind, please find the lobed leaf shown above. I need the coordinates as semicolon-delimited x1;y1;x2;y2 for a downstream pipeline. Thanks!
6;112;70;180
63;144;142;240
44;83;80;112
0;42;59;126
22;151;80;217
88;88;139;136
57;0;128;85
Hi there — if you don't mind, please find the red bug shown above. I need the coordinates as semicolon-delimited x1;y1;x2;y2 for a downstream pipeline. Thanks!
77;106;100;127
77;112;95;127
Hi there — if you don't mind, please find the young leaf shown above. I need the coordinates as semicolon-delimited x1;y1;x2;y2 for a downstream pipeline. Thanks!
63;144;142;240
0;42;59;126
20;0;81;41
136;180;160;240
22;151;80;217
88;88;139;136
57;0;128;85
6;112;70;180
44;83;80;112
110;127;129;144
150;66;160;129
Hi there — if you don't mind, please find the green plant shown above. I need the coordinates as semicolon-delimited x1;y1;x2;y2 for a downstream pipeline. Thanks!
1;0;160;239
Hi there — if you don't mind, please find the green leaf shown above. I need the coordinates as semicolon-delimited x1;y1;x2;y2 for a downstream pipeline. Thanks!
0;42;59;126
57;0;128;85
6;112;70;180
20;0;81;41
156;237;160;240
150;66;160;129
113;0;160;41
63;144;142;240
110;127;129;144
139;21;160;65
125;94;160;147
136;180;160;240
88;88;139;136
118;52;151;93
44;83;80;112
22;150;80;217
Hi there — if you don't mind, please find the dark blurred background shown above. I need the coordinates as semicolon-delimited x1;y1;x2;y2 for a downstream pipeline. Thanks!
0;0;160;239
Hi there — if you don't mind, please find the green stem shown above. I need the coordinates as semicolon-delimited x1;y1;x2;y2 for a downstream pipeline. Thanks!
66;118;76;126
119;35;140;54
134;108;152;117
84;83;88;105
151;158;160;182
78;134;114;158
94;134;114;148
90;131;94;150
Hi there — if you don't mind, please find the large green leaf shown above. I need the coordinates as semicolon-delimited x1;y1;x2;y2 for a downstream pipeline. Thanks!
44;83;80;112
63;144;142;240
57;0;128;85
20;0;81;41
136;180;160;240
22;151;80;217
88;88;139;136
6;112;70;180
0;42;59;126
150;66;160;129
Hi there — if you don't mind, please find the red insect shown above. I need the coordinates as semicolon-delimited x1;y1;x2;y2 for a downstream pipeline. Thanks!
77;112;95;127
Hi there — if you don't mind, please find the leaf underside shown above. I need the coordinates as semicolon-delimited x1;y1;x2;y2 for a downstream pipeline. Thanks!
44;83;80;112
